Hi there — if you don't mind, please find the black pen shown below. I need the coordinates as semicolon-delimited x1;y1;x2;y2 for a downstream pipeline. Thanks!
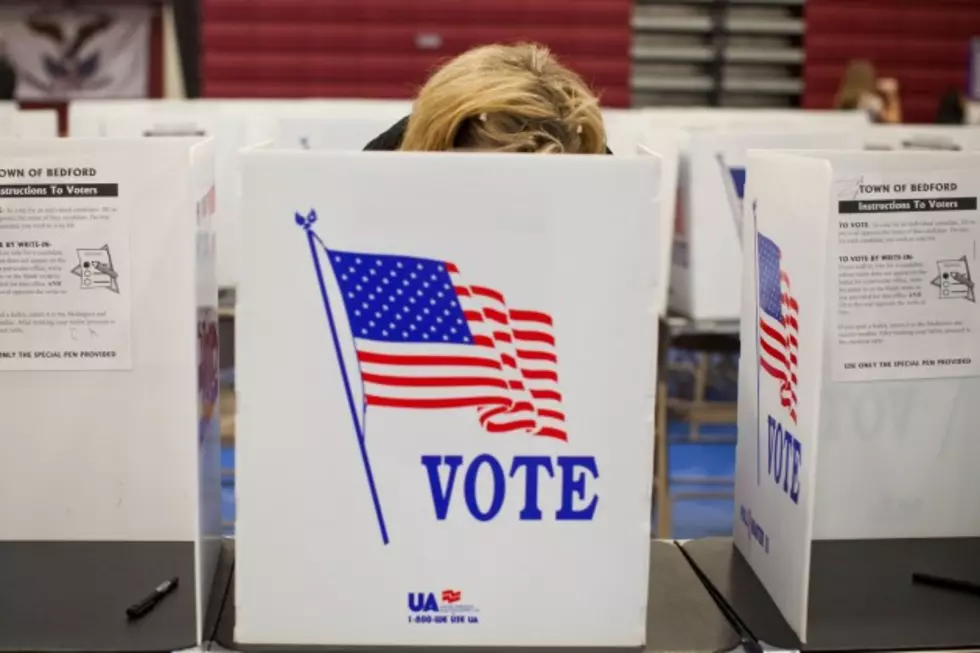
126;577;179;620
911;572;980;598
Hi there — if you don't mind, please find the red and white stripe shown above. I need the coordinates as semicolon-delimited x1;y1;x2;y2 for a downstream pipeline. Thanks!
354;262;566;441
759;269;799;423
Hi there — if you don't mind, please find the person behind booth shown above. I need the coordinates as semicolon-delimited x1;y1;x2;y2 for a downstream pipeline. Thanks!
833;59;902;124
365;43;610;154
0;45;16;100
935;88;966;125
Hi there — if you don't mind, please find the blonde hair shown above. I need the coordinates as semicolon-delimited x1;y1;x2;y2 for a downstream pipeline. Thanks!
400;43;606;154
834;59;877;110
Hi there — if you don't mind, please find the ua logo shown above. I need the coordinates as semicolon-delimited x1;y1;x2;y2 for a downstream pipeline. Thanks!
407;592;440;613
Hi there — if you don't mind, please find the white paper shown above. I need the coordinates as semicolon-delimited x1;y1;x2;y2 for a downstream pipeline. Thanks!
832;170;979;382
0;169;131;370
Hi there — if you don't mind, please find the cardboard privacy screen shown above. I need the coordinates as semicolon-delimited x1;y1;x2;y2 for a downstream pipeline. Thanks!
235;150;660;647
0;138;221;650
69;103;249;290
0;109;59;138
736;150;980;641
603;109;680;316
671;128;861;320
276;116;399;151
69;99;413;288
863;124;980;152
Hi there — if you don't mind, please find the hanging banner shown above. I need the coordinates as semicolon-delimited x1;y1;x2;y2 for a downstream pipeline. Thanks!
0;5;150;100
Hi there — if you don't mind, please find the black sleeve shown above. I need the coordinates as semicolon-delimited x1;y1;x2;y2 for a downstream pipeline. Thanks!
0;58;16;100
363;116;410;151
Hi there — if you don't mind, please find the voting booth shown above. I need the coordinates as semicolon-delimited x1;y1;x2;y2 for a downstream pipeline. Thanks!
864;124;980;151
604;109;680;316
277;116;400;151
0;138;222;650
70;102;250;290
734;150;980;644
0;109;59;138
644;107;868;131
670;128;861;320
69;99;413;288
234;149;661;647
273;100;411;151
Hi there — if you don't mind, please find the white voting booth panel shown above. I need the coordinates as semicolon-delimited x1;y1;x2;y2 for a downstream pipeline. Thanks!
70;103;249;290
864;124;980;151
217;98;410;144
0;138;222;645
69;99;411;288
604;109;680;316
0;109;59;138
645;107;868;130
671;128;861;320
68;99;208;137
235;150;660;647
275;114;402;151
735;150;980;641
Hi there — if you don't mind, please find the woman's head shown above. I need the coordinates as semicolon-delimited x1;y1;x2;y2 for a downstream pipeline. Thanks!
936;88;965;125
834;59;878;109
399;43;606;154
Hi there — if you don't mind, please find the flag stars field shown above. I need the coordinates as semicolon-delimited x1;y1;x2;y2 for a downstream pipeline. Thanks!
325;248;565;440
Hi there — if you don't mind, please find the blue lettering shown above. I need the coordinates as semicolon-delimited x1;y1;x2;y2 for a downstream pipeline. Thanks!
741;505;768;554
765;415;803;505
768;416;783;483
556;456;599;520
421;455;463;520
790;438;802;504
421;454;599;522
464;454;506;521
782;428;792;494
408;592;440;612
509;456;554;520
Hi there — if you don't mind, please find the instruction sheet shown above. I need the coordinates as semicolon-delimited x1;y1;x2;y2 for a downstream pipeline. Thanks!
0;165;131;370
832;170;979;382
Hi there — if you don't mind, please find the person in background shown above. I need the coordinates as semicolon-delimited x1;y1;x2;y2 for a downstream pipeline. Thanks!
834;59;902;124
0;41;16;100
365;43;609;154
935;88;966;125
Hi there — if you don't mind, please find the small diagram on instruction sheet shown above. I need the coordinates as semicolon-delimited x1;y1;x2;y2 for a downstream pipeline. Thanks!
930;256;975;303
70;245;119;294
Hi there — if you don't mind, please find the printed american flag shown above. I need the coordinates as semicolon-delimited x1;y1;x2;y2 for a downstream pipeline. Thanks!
327;250;566;441
757;233;799;423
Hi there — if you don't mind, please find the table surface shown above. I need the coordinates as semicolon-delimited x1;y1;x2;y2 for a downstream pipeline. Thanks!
683;536;980;652
0;540;198;653
210;538;741;653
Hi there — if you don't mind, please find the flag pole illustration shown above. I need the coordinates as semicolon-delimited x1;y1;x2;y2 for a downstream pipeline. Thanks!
295;208;567;546
753;200;762;486
296;209;390;546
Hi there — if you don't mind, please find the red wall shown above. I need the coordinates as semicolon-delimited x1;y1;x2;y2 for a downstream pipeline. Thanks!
805;0;980;123
200;0;632;107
